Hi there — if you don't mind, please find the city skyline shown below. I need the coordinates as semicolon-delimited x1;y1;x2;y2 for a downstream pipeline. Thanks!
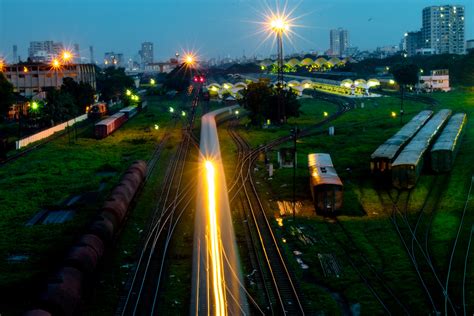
0;0;473;63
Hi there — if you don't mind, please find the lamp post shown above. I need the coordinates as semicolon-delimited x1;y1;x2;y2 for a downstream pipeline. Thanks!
269;17;289;123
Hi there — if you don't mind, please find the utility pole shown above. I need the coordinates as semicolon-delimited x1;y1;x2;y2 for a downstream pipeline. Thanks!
291;125;298;220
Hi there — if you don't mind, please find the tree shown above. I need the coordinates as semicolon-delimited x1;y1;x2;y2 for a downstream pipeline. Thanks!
0;73;15;120
43;90;77;126
390;63;419;124
96;67;134;102
163;64;193;92
61;78;95;113
241;80;301;126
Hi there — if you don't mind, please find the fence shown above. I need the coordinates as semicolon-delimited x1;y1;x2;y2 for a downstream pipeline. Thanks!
16;114;88;149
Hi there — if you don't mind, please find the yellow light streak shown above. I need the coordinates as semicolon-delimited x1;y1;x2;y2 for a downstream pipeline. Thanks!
205;160;226;316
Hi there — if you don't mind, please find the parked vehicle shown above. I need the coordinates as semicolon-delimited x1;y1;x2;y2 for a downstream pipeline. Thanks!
392;109;452;189
371;110;433;176
431;113;467;173
308;153;343;214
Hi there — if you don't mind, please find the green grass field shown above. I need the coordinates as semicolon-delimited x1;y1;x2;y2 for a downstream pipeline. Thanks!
0;95;191;314
237;89;474;314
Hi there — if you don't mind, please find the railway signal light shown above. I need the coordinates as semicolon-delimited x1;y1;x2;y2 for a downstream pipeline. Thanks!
193;75;206;83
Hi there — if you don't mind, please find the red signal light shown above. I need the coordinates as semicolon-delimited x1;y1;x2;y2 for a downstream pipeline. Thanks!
200;76;204;82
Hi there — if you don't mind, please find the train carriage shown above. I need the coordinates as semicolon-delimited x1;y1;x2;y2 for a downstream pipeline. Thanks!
431;113;467;173
371;110;433;176
119;106;138;119
308;153;343;214
94;112;127;139
392;109;452;189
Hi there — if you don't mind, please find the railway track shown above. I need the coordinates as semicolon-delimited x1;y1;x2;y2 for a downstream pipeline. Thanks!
116;88;201;315
327;218;410;314
444;175;474;315
379;188;458;314
228;124;305;315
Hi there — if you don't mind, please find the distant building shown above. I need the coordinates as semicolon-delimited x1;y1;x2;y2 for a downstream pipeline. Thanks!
376;45;400;58
140;42;154;66
344;47;358;57
422;5;465;54
144;60;178;73
2;62;96;98
28;41;64;62
89;46;95;64
467;39;474;52
417;69;450;92
330;28;349;57
404;31;423;56
73;44;80;60
104;52;124;67
12;45;18;63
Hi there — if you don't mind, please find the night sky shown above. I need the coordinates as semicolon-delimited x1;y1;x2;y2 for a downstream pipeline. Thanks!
0;0;472;62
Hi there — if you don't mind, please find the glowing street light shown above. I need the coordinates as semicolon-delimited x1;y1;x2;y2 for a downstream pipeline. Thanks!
181;110;186;117
150;78;156;85
183;53;196;67
324;111;329;117
154;124;159;130
169;106;174;113
391;111;397;118
126;89;132;96
269;16;290;33
0;59;4;72
61;50;73;62
389;79;396;85
264;9;294;123
51;58;61;70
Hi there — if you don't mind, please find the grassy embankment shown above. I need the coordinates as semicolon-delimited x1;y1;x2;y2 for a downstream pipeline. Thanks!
236;94;469;314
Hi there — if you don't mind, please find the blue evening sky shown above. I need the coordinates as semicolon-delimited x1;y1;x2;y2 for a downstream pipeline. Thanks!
0;0;472;62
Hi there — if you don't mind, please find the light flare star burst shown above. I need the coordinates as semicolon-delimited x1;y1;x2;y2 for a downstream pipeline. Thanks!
248;0;309;53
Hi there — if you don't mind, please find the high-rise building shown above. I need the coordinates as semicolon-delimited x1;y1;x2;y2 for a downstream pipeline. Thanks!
404;31;423;56
12;45;18;63
28;41;64;62
73;44;80;60
89;46;95;64
330;28;349;57
422;5;465;54
140;42;154;66
467;39;474;52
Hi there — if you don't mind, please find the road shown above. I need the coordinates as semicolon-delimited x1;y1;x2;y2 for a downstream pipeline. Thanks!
190;105;249;315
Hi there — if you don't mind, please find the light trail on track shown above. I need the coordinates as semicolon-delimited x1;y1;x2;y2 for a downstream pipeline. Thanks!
191;106;248;315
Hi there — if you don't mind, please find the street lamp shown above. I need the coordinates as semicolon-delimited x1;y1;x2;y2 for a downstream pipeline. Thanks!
268;15;289;123
51;58;61;87
290;125;299;220
61;50;73;63
0;59;4;72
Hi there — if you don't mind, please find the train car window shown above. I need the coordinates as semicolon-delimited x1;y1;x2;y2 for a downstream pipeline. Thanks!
320;167;327;173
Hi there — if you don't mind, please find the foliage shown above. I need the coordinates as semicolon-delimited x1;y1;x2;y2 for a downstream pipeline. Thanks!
96;67;134;102
163;64;192;92
240;80;301;125
61;77;95;113
345;52;474;86
43;89;77;126
390;63;419;86
0;73;15;119
270;64;297;73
